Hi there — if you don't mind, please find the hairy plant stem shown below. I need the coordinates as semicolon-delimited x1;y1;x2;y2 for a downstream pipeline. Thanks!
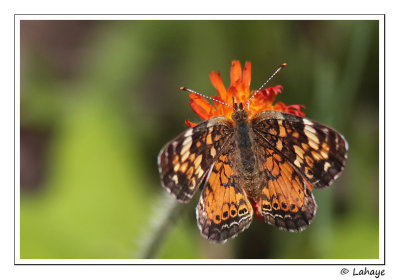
137;192;186;258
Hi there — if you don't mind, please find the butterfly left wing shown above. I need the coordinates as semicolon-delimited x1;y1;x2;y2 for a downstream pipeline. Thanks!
196;144;253;242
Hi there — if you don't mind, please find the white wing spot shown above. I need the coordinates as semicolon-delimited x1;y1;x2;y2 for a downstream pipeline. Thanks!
180;137;192;155
194;154;203;169
323;162;331;172
184;128;193;137
182;136;192;148
303;118;314;126
210;146;217;157
181;150;190;162
196;168;204;178
294;157;303;168
304;127;320;150
276;139;283;151
293;145;305;158
172;174;179;184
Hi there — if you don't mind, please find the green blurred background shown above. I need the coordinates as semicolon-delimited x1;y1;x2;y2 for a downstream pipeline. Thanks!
20;20;379;259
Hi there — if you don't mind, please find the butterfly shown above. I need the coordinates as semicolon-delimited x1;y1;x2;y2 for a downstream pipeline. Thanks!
157;62;348;243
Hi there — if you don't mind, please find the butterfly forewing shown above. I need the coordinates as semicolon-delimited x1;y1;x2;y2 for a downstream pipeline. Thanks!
251;111;348;189
158;116;234;202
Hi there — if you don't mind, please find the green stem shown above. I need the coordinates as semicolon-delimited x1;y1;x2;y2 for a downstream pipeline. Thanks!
137;192;186;259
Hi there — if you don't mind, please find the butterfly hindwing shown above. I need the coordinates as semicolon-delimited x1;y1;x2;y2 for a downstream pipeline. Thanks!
196;144;253;242
253;142;316;231
158;116;233;202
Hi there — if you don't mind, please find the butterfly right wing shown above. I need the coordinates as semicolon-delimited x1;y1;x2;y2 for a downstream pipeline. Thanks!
250;110;347;231
251;111;348;189
158;116;234;202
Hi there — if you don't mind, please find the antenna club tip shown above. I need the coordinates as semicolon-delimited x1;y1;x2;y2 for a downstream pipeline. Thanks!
281;63;287;67
179;86;186;91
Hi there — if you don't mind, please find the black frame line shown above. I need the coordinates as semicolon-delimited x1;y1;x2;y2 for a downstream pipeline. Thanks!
14;13;385;266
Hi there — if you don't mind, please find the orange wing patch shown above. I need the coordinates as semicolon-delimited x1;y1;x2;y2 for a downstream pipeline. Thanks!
196;147;253;242
256;146;316;231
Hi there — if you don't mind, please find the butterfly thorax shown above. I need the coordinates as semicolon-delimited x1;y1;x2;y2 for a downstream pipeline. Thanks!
232;103;261;197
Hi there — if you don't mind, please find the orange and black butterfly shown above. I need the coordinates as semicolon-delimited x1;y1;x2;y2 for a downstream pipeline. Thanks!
158;61;348;243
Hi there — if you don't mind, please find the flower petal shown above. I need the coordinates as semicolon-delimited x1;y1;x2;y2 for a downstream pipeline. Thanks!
188;93;215;120
230;60;242;86
242;61;251;90
209;71;227;100
185;119;198;128
273;102;306;117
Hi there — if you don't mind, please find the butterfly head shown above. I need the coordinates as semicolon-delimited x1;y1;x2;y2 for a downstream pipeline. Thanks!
232;101;249;123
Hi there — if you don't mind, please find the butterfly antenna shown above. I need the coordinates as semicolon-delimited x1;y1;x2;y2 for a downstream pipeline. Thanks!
180;86;234;110
245;62;287;108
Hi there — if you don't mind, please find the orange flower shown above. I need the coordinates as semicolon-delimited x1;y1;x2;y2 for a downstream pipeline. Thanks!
184;60;305;128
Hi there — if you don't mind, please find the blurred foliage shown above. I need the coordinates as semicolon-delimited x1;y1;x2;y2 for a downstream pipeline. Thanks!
20;20;379;259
